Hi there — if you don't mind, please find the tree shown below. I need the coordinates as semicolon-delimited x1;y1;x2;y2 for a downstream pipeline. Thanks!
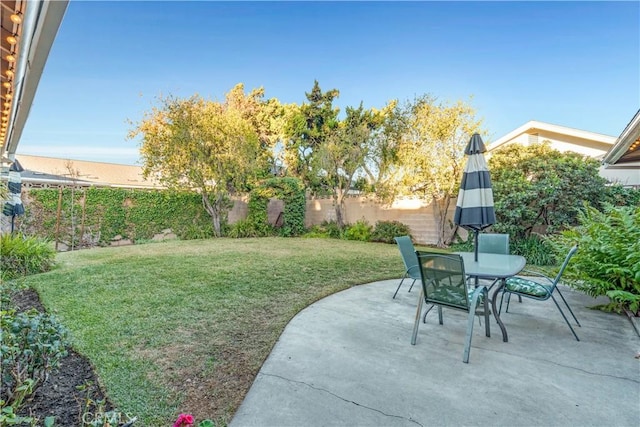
129;94;260;236
284;80;340;192
317;103;376;228
223;83;287;182
361;99;408;199
489;142;608;239
391;96;483;247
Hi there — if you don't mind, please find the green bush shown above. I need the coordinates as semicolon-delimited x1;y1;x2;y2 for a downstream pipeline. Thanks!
370;220;412;244
305;220;344;239
603;184;640;208
344;219;372;241
489;142;608;239
449;233;556;266
0;307;69;411
0;234;56;280
227;219;272;238
553;204;640;315
511;235;557;266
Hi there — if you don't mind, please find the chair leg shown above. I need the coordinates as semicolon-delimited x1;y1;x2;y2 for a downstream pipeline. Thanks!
407;278;417;293
463;309;476;363
551;295;580;341
422;304;435;323
498;290;507;315
393;276;407;299
411;290;424;345
437;306;443;325
555;287;581;326
463;289;488;363
483;290;491;338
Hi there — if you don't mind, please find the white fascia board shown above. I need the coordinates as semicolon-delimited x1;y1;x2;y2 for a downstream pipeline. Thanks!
487;120;616;152
602;110;640;166
4;0;69;156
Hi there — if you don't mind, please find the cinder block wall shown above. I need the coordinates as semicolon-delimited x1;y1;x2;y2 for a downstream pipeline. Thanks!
229;195;458;245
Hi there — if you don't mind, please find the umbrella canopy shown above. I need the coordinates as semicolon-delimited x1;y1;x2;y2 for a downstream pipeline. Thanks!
454;133;496;260
3;159;25;232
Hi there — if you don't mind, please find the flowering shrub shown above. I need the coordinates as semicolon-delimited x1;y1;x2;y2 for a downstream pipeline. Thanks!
173;413;214;427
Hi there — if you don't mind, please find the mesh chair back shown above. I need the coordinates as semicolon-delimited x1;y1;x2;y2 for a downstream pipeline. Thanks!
478;233;510;255
394;236;420;279
416;252;469;310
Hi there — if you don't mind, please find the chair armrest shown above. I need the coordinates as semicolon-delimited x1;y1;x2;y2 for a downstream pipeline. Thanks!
516;269;554;285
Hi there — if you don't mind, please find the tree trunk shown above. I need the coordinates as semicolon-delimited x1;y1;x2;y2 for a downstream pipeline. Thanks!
432;196;452;248
202;193;221;237
334;188;345;229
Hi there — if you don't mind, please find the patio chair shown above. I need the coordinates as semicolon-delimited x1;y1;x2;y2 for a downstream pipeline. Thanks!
411;251;490;363
499;245;581;341
478;233;520;302
478;233;509;255
393;236;420;299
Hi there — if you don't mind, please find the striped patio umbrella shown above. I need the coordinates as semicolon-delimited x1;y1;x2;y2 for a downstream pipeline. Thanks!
454;133;496;261
3;159;25;233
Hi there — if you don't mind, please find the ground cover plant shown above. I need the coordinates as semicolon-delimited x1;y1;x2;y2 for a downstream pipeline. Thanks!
19;238;403;425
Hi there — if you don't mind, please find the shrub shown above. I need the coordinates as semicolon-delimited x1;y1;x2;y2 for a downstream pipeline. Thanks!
304;220;344;239
370;220;412;244
0;234;56;280
344;219;372;241
0;308;69;411
510;235;557;266
489;142;608;239
553;204;640;315
227;219;272;238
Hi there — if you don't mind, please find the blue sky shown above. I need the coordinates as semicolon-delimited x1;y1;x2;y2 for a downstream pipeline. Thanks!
17;1;640;165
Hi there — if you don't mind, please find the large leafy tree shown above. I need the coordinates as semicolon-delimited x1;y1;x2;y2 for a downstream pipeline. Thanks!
129;94;260;236
317;103;377;228
284;80;340;192
224;83;287;182
489;142;608;239
391;96;483;247
361;99;408;200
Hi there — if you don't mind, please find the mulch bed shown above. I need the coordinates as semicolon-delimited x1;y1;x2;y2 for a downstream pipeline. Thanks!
9;289;115;427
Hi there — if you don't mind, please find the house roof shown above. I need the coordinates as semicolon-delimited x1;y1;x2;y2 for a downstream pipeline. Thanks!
1;0;69;158
487;120;616;154
15;154;162;189
602;109;640;165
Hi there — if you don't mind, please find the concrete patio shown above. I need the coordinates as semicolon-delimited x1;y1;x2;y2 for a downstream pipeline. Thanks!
231;279;640;426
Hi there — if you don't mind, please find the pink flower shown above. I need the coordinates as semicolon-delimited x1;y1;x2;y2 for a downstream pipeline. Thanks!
173;413;195;427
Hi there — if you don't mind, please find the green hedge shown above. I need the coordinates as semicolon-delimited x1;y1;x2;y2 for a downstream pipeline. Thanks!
23;187;214;246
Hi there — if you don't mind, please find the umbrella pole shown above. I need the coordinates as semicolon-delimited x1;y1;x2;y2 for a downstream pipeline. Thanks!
474;230;479;262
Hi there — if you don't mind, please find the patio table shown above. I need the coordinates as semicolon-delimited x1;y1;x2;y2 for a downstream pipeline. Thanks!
455;252;527;342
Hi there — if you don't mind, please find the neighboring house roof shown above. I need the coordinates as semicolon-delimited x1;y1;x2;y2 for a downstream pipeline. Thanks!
602;109;640;166
15;154;162;189
487;120;616;159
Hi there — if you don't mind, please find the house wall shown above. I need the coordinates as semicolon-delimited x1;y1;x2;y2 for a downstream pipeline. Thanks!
599;164;640;187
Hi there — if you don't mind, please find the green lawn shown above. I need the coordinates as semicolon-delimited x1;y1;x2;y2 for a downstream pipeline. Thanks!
23;237;414;425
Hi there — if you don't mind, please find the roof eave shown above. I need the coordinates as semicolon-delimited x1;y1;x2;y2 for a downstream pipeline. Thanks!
3;0;69;157
602;110;640;166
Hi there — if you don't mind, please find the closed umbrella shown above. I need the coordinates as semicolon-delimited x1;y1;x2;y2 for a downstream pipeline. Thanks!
454;133;495;261
3;159;25;233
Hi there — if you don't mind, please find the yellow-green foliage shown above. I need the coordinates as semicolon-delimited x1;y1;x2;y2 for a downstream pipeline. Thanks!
0;234;56;280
